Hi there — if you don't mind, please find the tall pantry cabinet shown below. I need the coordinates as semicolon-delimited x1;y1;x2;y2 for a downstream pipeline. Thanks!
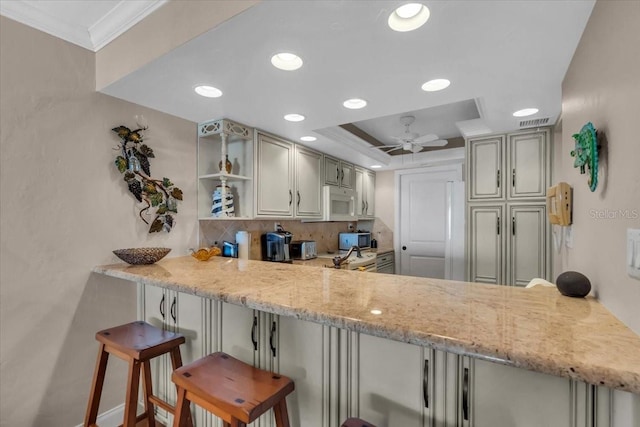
466;129;551;286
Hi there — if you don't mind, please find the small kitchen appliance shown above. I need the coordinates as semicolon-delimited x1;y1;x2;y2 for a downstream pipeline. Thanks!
261;230;293;262
290;240;317;260
339;232;372;251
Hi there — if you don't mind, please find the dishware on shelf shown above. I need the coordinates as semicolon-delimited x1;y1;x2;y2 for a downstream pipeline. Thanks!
112;247;171;265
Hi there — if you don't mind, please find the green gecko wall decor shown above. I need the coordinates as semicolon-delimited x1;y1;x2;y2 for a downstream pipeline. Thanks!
571;122;600;192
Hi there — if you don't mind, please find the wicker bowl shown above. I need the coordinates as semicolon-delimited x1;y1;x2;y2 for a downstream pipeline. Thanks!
112;247;171;265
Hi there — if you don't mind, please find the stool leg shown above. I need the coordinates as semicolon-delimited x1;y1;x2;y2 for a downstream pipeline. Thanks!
123;359;142;427
84;343;109;426
169;347;193;427
173;387;191;427
273;399;291;427
141;360;156;427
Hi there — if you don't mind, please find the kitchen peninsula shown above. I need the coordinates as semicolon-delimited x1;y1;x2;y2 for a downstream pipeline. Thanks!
94;256;640;425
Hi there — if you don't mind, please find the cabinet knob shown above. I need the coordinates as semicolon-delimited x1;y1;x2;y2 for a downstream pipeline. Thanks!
402;246;407;251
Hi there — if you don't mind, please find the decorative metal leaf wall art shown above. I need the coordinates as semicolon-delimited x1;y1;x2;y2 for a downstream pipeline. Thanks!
112;123;183;233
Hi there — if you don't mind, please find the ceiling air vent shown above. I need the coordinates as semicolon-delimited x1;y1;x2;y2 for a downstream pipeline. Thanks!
519;118;550;128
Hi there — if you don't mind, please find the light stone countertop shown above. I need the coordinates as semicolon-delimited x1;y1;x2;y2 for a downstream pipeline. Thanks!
93;256;640;394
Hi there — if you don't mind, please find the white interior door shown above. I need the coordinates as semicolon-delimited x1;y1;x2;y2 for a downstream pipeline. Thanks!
398;166;463;278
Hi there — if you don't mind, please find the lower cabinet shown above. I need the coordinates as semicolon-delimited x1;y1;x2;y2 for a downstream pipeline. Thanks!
138;286;611;427
139;284;210;427
460;357;589;427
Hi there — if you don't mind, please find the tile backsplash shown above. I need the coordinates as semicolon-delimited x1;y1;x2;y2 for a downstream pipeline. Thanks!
198;218;393;259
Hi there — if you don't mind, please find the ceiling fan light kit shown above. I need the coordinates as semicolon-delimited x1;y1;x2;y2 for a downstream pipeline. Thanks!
373;115;449;154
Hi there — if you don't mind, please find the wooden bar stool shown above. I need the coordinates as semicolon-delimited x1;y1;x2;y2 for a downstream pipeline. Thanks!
172;352;295;427
84;321;192;427
342;418;377;427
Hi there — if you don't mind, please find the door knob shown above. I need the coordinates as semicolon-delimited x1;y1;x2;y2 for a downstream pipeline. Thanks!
402;246;407;250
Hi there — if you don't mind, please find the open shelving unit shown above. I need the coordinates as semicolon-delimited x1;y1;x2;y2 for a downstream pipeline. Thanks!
197;118;254;219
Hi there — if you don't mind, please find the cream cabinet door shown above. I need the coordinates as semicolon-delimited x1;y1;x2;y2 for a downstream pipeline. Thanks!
467;136;505;200
220;302;259;367
507;204;549;286
256;133;294;217
508;130;550;199
294;146;323;218
141;285;171;420
364;170;375;217
275;316;331;427
460;358;573;427
340;161;354;189
467;204;505;285
324;156;341;186
357;334;429;427
354;168;365;217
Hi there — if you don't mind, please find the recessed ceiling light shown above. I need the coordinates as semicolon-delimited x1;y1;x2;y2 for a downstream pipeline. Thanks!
513;108;539;117
271;52;303;71
388;3;430;32
343;98;368;109
370;165;382;169
421;79;450;92
370;309;383;315
300;136;317;142
284;113;305;122
194;85;222;98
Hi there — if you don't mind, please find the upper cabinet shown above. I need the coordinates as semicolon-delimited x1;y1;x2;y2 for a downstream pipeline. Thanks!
324;156;354;189
467;136;505;201
294;145;323;218
466;129;550;201
255;132;324;219
255;132;295;217
197;119;254;220
355;167;376;219
508;130;550;199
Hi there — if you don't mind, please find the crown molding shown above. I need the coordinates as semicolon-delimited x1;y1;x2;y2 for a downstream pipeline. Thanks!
0;0;167;52
89;0;168;51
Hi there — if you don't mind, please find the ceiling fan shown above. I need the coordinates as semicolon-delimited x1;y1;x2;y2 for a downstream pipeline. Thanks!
375;115;448;154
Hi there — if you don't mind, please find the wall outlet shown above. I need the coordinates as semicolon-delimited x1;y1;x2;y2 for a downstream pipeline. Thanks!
564;225;574;249
627;229;640;280
348;223;355;231
274;222;281;231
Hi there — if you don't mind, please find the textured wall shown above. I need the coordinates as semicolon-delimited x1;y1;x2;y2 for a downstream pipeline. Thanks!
560;0;640;334
0;17;197;426
560;2;640;422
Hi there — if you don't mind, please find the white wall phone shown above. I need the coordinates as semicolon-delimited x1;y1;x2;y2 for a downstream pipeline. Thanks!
547;182;572;226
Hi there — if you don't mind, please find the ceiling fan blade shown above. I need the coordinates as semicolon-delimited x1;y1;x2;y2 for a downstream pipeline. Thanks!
385;146;403;153
372;144;401;152
417;139;448;147
412;133;439;144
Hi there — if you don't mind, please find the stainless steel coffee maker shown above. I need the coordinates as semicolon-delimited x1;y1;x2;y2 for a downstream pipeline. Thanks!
261;229;293;263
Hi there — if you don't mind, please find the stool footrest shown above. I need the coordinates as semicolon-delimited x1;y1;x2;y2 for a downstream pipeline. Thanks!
148;395;175;414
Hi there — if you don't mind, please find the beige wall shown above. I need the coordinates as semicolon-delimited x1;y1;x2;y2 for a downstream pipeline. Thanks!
560;0;640;335
96;0;259;90
560;2;640;422
373;170;395;231
0;17;197;426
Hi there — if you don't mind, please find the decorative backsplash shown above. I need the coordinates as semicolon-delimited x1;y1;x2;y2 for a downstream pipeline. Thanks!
199;218;394;260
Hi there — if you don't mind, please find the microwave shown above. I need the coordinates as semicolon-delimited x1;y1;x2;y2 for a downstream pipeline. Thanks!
323;186;356;222
339;232;372;250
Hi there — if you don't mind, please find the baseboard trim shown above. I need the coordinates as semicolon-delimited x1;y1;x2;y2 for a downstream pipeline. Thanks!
75;403;144;427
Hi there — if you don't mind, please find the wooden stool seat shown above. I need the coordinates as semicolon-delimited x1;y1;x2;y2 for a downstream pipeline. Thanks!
85;321;191;427
95;320;186;360
172;352;294;426
342;418;378;427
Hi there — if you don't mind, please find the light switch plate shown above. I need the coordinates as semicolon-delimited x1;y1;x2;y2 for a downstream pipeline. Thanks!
627;229;640;280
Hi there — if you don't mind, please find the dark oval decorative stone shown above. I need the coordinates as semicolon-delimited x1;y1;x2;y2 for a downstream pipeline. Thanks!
556;271;591;297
